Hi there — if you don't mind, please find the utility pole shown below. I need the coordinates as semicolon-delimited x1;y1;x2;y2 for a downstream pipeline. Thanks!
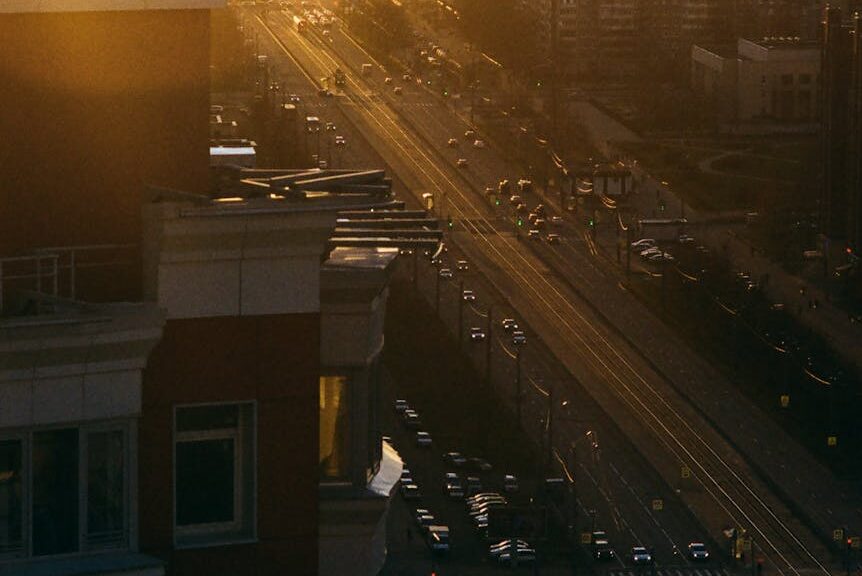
515;347;522;427
458;279;464;346
485;304;493;384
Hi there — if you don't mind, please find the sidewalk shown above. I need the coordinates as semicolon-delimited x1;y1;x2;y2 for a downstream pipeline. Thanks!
573;98;862;371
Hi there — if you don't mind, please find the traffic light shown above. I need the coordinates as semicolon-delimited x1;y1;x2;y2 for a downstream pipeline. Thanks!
517;217;523;227
588;218;595;227
495;198;501;206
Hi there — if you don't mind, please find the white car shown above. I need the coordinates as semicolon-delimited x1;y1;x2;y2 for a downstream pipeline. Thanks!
470;327;486;341
384;76;393;84
447;138;458;147
439;268;453;278
456;158;468;167
462;289;476;302
631;238;656;249
416;431;433;447
334;135;346;146
473;139;486;148
639;247;662;259
393;86;403;95
631;546;652;565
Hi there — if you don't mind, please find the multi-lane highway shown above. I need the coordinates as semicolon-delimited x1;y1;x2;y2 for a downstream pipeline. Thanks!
243;5;841;575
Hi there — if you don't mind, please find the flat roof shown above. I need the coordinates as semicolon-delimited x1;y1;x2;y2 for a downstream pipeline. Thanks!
210;147;256;156
0;0;224;13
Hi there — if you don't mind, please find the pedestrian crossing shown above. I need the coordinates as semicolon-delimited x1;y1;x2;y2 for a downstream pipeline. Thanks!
607;567;729;576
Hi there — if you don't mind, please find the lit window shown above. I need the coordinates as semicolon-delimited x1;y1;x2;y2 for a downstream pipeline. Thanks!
319;376;351;481
174;403;255;547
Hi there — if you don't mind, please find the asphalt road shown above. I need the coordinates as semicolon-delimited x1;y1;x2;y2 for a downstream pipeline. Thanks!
241;6;847;576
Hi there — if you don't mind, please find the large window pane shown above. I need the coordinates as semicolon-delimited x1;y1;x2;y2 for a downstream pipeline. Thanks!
319;375;350;480
0;440;22;554
87;431;125;547
176;439;235;526
32;429;79;556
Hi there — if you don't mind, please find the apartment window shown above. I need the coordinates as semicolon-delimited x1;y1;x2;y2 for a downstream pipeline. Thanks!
0;425;129;560
174;403;255;547
0;440;23;556
319;375;350;481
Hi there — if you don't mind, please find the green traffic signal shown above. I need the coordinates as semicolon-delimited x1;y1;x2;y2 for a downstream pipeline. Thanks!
517;218;523;226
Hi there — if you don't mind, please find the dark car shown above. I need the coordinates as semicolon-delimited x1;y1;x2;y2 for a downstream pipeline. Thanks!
444;451;467;468
687;542;709;561
466;457;493;472
400;483;421;501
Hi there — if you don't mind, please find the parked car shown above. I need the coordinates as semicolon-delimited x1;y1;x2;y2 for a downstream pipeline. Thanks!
464;129;476;139
416;431;433;447
509;194;523;206
496;547;537;565
473;139;486;148
639;247;662;259
503;474;519;493
489;539;531;559
443;473;464;498
394;399;409;413
393;86;403;95
465;476;484;496
384;76;393;84
447;138;458;147
443;451;467;467
426;525;450;553
528;229;540;240
400;483;421;500
466;457;493;472
466;492;505;506
470;327;486;341
416;512;436;533
687;542;709;561
631;546;652;565
547;233;561;244
550;215;563;226
631;238;656;249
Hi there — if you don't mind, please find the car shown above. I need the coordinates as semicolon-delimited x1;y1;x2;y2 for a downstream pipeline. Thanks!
512;331;527;345
317;88;333;97
648;252;665;262
678;234;695;244
393;86;403;95
416;431;432;447
469;501;505;518
496;547;537;565
528;212;539;224
466;457;493;471
489;539;531;559
462;289;476;302
639;246;662;259
443;473;464;498
384;76;393;84
395;399;409;413
550;215;563;226
470;327;486;341
399;248;414;256
334;135;346;146
464;129;476;139
503;474;519;493
456;158;468;167
534;204;546;216
473;139;486;148
509;194;523;206
289;93;301;103
416;512;436;532
447;138;458;147
465;475;484;496
594;542;615;561
515;203;528;214
528;229;540;240
443;451;467;467
631;546;652;564
456;259;469;271
631;238;656;249
501;318;518;332
325;121;336;131
400;482;421;500
534;218;546;229
662;252;675;261
404;413;423;430
402;73;412;81
466;492;505;504
439;267;453;279
426;525;450;552
400;468;413;483
517;178;533;193
547;233;561;244
687;542;709;561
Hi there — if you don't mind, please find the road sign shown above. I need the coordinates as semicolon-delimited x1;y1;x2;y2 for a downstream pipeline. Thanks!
681;466;691;479
828;435;838;447
834;528;845;541
581;532;592;545
652;499;663;511
780;395;790;408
